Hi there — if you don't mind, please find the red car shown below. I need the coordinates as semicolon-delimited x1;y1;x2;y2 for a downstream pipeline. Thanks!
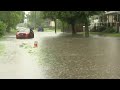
16;29;34;39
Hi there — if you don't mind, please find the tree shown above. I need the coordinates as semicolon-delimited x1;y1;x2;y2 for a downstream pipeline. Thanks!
83;11;104;37
55;11;103;36
0;21;7;36
0;11;25;32
57;11;78;34
42;11;59;33
42;11;104;36
27;11;45;29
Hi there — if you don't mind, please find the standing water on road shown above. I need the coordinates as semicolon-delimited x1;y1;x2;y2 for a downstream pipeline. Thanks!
1;32;120;79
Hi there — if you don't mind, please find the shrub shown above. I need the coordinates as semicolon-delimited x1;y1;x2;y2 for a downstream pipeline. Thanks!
102;26;116;33
0;21;7;36
90;25;106;32
97;26;106;32
90;25;116;33
90;26;96;32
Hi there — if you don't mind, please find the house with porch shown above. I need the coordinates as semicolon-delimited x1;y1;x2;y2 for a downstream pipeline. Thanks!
99;11;120;32
90;11;120;32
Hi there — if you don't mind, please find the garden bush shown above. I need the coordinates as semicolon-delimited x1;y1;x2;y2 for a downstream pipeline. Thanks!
0;21;7;36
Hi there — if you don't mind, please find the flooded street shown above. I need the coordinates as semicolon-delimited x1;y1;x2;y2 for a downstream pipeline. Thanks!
1;32;120;79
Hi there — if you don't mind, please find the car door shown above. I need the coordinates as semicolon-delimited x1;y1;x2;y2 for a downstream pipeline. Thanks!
30;30;34;38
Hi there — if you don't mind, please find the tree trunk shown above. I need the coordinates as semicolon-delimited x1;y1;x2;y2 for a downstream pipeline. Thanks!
80;24;83;32
71;23;76;35
85;22;89;37
54;19;57;34
116;22;119;33
107;15;109;27
116;14;119;33
62;21;64;32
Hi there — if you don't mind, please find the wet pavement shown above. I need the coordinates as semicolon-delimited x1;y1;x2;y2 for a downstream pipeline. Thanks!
1;32;120;79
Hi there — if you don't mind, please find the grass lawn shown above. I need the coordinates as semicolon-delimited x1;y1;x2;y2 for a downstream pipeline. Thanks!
90;32;120;37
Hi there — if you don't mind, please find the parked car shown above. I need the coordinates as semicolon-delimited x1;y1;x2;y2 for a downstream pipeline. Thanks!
38;27;44;32
16;29;34;39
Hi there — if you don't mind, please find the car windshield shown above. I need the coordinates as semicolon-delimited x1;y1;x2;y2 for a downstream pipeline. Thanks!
19;29;30;32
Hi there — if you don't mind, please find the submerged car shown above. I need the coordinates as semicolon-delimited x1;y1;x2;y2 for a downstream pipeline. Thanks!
16;29;34;39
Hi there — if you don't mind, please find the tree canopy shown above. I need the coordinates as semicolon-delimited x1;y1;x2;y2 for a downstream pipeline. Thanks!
27;11;45;28
0;11;25;32
42;11;104;36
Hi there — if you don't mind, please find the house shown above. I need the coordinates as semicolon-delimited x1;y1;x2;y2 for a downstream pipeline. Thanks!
91;11;120;32
99;11;120;27
50;21;55;27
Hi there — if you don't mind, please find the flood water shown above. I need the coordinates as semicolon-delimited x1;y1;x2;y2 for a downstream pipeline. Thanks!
1;32;120;79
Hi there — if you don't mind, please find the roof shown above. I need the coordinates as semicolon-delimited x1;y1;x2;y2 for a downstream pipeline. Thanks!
105;11;120;15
